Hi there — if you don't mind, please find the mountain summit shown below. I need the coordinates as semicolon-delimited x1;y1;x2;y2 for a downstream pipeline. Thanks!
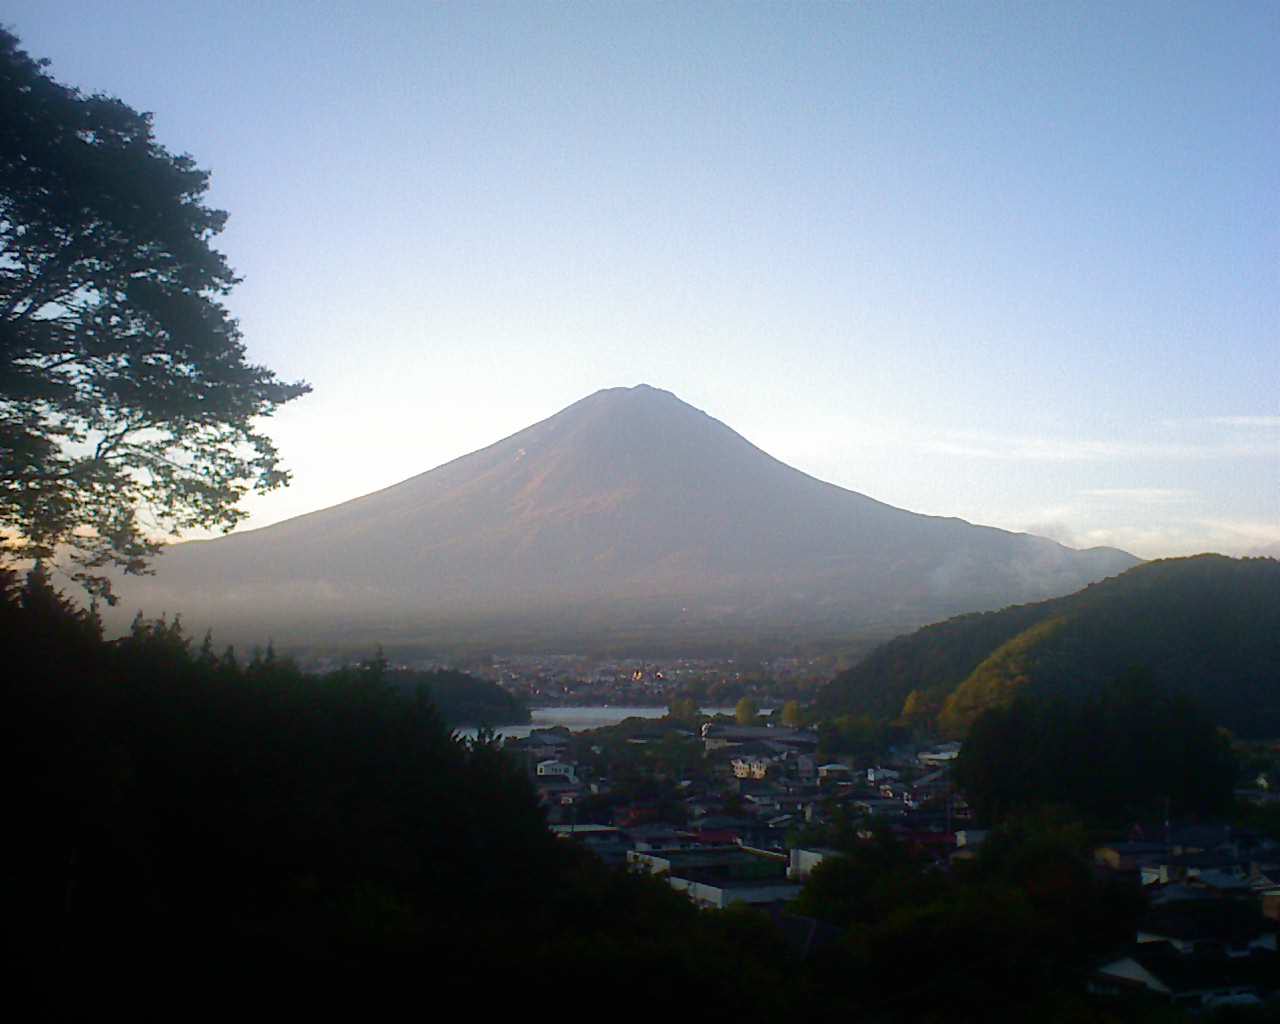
113;385;1138;649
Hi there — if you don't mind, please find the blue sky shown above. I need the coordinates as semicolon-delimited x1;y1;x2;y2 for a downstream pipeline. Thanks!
10;1;1278;557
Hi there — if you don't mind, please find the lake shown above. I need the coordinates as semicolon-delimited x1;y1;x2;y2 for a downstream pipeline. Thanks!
454;705;763;741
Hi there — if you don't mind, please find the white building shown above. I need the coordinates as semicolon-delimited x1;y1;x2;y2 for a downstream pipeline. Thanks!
536;759;577;784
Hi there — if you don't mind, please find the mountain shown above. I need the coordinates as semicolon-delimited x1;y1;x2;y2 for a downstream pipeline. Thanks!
110;385;1137;651
816;554;1280;737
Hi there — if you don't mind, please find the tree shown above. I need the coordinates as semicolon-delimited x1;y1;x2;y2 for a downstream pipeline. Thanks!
734;696;758;726
666;696;700;721
0;29;308;598
780;699;804;728
899;688;937;724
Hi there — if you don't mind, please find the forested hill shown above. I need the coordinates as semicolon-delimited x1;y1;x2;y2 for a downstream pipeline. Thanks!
384;668;529;727
816;555;1280;738
0;568;791;1008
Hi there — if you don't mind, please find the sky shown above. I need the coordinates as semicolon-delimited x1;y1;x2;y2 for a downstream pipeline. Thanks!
9;1;1278;559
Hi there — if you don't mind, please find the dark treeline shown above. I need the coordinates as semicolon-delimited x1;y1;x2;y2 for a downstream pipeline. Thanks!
1;568;790;1008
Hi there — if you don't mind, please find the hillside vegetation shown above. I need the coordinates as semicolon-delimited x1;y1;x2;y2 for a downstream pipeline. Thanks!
818;555;1280;737
385;668;530;727
0;568;795;1008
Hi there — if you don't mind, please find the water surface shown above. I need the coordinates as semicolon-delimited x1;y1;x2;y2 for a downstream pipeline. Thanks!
455;705;754;741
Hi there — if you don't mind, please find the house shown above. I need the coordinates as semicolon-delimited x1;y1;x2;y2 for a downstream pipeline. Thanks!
789;846;842;881
1142;851;1251;888
1263;888;1280;923
1136;902;1278;955
549;823;629;866
525;730;571;761
1091;899;1280;1009
689;815;752;845
665;875;803;911
624;823;697;852
534;776;579;803
630;845;801;910
918;742;961;768
910;768;951;804
1092;944;1274;1010
535;758;577;784
742;791;783;814
701;723;818;753
1095;841;1169;873
852;797;906;819
879;782;910;802
731;754;775;780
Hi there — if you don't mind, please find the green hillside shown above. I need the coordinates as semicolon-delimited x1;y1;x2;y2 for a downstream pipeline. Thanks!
817;555;1280;737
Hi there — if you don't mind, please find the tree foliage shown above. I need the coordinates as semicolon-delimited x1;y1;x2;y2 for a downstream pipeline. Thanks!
937;616;1066;736
817;713;896;760
791;830;939;927
0;29;308;596
0;569;805;1008
955;670;1238;825
795;815;1147;1021
734;695;759;725
383;667;530;728
666;695;701;721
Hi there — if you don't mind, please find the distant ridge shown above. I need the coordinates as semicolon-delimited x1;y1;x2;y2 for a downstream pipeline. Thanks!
816;554;1280;738
109;385;1138;650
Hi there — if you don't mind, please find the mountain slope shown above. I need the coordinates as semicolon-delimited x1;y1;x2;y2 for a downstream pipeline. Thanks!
817;555;1280;737
111;385;1137;649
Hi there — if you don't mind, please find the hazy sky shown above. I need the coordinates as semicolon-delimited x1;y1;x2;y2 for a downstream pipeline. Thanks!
10;2;1278;558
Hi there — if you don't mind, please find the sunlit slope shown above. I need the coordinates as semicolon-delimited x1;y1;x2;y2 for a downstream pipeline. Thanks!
113;385;1137;645
817;554;1280;737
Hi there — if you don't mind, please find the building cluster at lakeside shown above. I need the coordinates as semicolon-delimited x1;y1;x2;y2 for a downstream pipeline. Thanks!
304;652;830;707
504;718;1280;1013
483;654;826;706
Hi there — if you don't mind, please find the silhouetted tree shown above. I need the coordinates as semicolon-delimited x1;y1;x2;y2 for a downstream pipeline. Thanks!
0;28;308;597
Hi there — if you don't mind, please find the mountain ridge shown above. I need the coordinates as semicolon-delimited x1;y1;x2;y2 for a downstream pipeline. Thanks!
816;554;1280;737
107;385;1138;649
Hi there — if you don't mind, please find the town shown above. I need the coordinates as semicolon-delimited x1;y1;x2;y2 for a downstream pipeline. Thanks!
505;710;1280;1013
472;653;833;707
